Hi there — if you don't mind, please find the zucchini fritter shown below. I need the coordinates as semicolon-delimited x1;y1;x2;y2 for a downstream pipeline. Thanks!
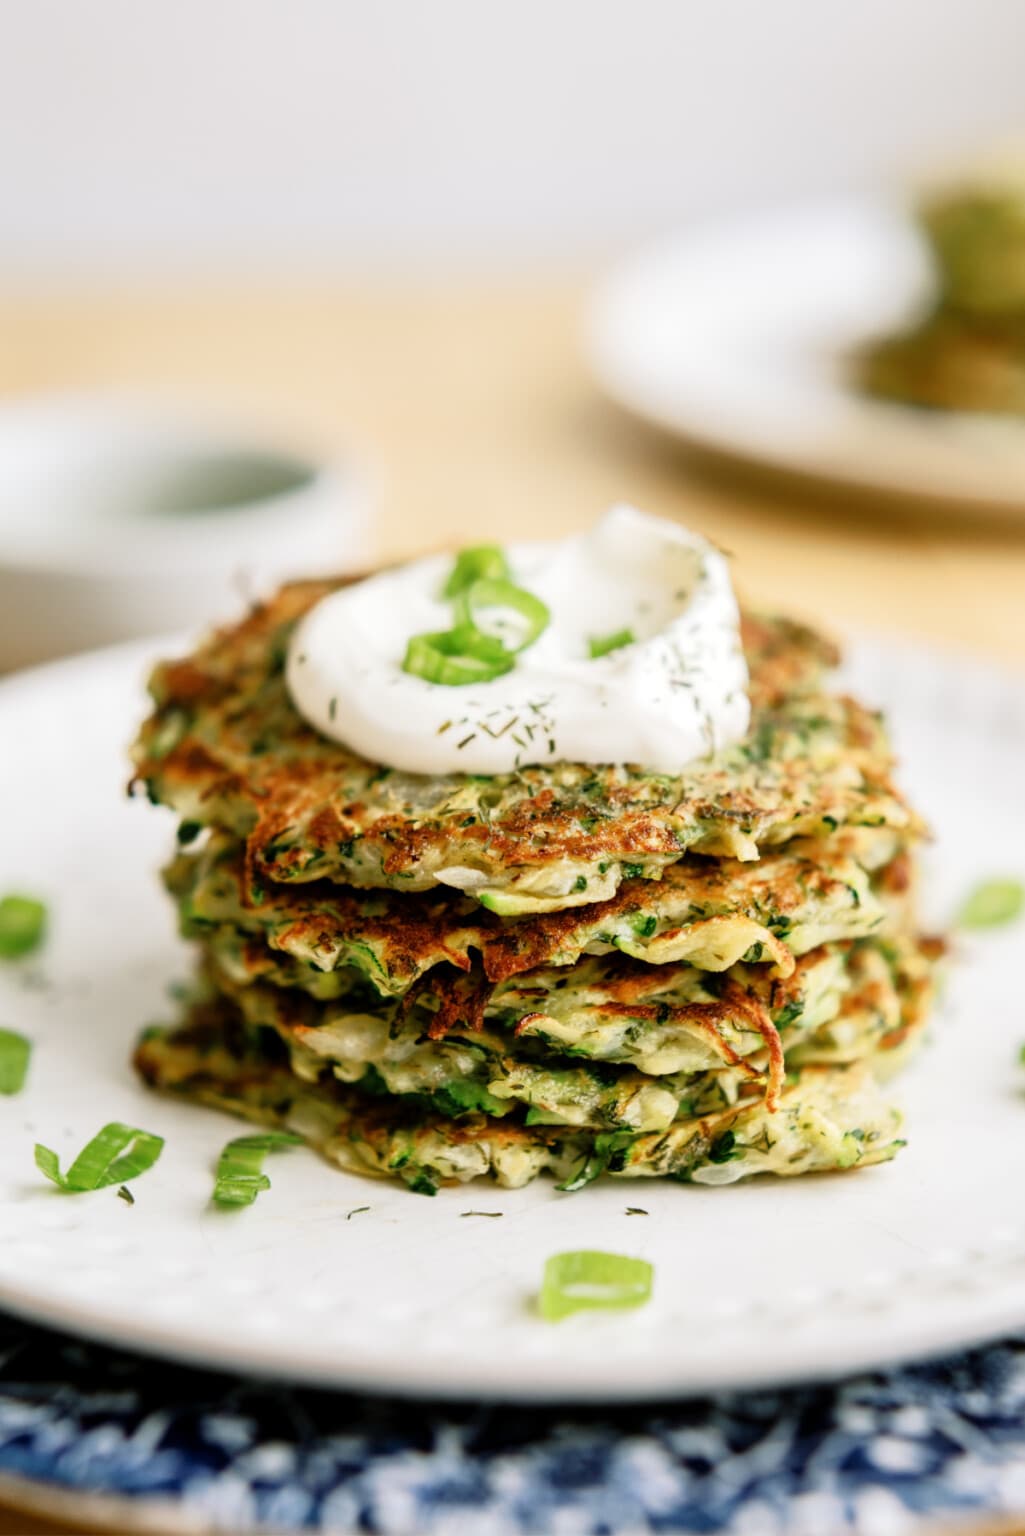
189;931;931;1135
132;583;916;913
166;827;900;998
135;994;911;1194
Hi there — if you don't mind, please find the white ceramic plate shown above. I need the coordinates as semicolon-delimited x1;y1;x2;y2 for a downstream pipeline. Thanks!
0;635;1023;1403
588;198;1025;516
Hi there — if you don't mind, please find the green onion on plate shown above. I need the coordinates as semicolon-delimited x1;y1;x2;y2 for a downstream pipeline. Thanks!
958;878;1024;929
0;1028;31;1095
539;1249;653;1321
0;895;47;959
212;1131;301;1207
35;1122;164;1192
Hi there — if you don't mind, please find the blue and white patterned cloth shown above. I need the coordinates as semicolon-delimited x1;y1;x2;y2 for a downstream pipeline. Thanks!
2;1310;1025;1534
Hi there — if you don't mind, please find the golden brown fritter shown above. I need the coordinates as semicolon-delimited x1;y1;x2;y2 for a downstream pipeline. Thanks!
134;989;916;1194
194;932;930;1125
167;827;901;998
133;580;916;912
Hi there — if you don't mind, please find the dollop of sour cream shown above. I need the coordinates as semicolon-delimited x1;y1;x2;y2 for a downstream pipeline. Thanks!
286;505;750;776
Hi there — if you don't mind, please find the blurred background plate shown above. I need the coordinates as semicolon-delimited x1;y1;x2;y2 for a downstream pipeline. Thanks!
587;197;1025;517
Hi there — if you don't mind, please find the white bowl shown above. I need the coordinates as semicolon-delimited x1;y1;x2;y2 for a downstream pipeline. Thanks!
0;394;372;670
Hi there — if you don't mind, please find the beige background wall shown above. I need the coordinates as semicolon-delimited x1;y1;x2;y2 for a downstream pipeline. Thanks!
1;0;1024;280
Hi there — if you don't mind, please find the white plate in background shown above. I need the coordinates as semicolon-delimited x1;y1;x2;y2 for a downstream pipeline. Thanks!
0;635;1023;1401
588;198;1025;516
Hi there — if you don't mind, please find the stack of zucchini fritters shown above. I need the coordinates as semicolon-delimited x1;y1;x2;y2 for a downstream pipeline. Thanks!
132;579;938;1195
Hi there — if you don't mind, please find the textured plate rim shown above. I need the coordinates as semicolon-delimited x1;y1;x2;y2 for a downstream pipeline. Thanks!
5;1250;1025;1406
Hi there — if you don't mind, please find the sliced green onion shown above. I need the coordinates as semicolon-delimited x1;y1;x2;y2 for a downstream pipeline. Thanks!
442;544;511;598
539;1250;653;1322
402;627;516;687
36;1122;164;1192
408;553;549;687
212;1131;301;1207
589;628;635;659
453;578;550;655
959;878;1024;929
0;1029;31;1095
0;895;47;959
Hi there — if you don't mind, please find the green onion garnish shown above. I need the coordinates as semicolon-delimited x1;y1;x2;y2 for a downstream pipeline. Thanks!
589;628;635;659
212;1131;301;1207
405;550;551;687
36;1122;164;1193
442;544;510;598
0;895;47;959
0;1029;31;1095
403;627;516;686
958;878;1024;929
539;1249;653;1321
453;578;550;655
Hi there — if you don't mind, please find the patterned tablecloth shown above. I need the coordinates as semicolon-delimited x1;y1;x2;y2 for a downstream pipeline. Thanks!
2;1310;1025;1535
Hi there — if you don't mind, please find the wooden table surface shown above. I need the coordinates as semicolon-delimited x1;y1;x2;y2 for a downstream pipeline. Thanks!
2;282;1025;665
0;281;1023;1536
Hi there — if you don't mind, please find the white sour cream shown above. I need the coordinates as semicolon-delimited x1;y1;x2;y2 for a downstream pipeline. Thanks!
286;505;750;776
